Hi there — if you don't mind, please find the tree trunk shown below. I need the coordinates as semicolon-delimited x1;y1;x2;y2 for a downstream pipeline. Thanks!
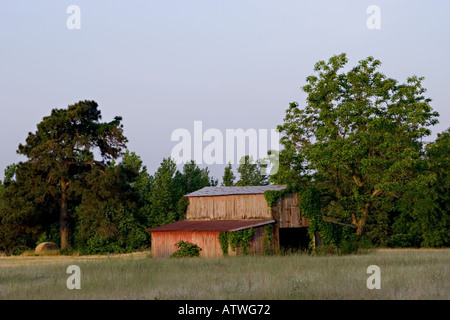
356;189;382;237
356;202;371;237
59;180;69;250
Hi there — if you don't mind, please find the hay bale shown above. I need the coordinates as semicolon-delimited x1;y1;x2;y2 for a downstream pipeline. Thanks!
35;242;59;254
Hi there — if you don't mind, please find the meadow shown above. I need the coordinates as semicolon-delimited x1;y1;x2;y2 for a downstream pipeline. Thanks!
0;249;448;300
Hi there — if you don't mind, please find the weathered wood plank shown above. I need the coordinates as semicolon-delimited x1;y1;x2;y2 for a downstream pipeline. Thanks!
274;193;310;228
151;231;223;258
186;194;272;220
150;226;270;258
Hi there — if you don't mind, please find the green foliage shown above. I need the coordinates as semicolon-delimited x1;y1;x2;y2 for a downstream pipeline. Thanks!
74;152;150;255
264;189;289;207
9;100;128;250
387;234;419;248
277;53;441;243
388;128;450;247
36;233;47;246
178;160;217;194
296;186;357;253
228;228;255;255
221;162;236;186
36;224;60;246
176;196;190;221
264;183;307;207
83;234;123;255
170;240;202;258
148;159;217;228
265;185;359;253
0;162;60;254
269;147;309;187
148;158;180;227
236;156;269;186
218;231;229;256
263;224;274;255
219;229;255;255
3;165;16;184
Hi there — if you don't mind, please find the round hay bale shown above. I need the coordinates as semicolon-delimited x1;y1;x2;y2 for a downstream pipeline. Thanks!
35;242;60;254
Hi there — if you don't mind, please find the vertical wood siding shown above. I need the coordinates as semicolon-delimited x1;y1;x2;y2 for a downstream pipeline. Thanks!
151;231;223;258
186;194;272;220
271;193;309;228
151;226;269;258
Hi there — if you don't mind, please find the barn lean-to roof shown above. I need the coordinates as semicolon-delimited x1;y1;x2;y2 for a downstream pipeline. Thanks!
146;219;275;233
185;185;287;197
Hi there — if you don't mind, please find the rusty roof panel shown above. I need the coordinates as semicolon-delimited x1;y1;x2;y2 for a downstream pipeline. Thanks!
146;219;275;232
185;185;287;197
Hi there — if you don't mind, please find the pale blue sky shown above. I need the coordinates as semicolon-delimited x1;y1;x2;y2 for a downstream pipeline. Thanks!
1;1;449;180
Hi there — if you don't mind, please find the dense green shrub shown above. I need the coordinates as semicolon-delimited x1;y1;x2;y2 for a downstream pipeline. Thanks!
387;234;420;248
170;240;202;258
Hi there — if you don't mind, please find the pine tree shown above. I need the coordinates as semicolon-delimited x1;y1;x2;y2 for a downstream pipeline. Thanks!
15;100;127;249
221;162;236;186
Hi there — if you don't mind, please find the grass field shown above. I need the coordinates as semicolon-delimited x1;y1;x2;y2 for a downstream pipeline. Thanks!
0;249;448;300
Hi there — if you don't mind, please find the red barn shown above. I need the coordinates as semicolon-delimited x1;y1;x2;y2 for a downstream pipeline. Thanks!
146;185;310;257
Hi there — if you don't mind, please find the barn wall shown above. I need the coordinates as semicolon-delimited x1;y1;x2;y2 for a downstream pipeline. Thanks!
273;224;280;253
271;193;309;228
186;194;272;220
250;226;265;254
151;231;223;258
150;226;272;258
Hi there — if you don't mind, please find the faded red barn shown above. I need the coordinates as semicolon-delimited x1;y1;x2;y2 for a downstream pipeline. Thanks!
146;185;310;257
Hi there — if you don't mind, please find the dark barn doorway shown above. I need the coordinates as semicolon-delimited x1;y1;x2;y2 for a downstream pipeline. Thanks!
279;228;310;251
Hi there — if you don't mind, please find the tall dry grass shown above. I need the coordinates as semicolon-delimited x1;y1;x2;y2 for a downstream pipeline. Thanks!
0;249;448;299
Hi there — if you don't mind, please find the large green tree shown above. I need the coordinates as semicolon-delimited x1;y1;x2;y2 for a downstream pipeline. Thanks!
16;100;127;249
278;54;439;238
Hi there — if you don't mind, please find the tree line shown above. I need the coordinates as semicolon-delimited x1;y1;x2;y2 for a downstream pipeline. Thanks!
0;54;448;254
0;102;267;255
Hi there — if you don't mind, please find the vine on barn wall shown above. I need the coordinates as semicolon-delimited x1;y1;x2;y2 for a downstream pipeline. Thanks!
218;228;255;256
297;187;356;252
264;186;356;253
263;188;290;207
218;231;229;256
262;224;274;255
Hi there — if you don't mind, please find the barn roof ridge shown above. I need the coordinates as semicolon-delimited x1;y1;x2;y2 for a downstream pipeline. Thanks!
185;185;287;197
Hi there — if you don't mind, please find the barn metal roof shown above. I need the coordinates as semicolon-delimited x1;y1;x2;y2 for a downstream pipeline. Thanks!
146;219;275;232
185;185;287;197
